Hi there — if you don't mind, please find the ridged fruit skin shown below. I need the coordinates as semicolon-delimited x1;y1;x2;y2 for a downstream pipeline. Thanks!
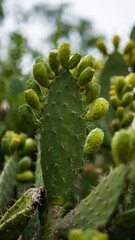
24;89;41;110
26;78;45;103
33;62;50;87
48;50;60;74
67;53;82;69
59;43;71;67
84;128;104;154
54;165;129;238
40;68;86;206
77;67;94;88
83;82;101;104
74;55;95;80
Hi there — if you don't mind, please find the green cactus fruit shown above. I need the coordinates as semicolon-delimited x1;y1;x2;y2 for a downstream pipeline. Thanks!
10;134;21;153
67;53;82;69
68;229;83;240
26;78;45;102
19;132;28;149
19;104;41;128
24;89;42;110
121;111;134;127
48;49;60;73
110;96;120;110
16;170;34;182
74;55;95;80
35;56;54;79
77;67;95;88
96;39;108;55
120;92;133;107
130;100;135;112
121;84;133;96
125;72;135;87
84;128;104;154
40;68;86;206
109;89;117;96
83;230;108;240
124;40;135;54
116;106;124;120
0;188;44;240
54;165;129;238
1;131;20;155
111;130;132;165
85;98;109;121
113;35;120;50
18;156;32;173
59;42;71;67
21;138;36;155
111;119;121;131
82;82;101;104
33;62;50;87
115;76;125;94
0;153;18;213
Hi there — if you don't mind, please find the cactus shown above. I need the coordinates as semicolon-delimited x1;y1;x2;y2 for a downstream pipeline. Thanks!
54;165;129;238
0;188;44;240
0;153;18;213
17;42;110;239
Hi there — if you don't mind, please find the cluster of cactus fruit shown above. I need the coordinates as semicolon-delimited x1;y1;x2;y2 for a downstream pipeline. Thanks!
1;42;135;240
109;73;135;131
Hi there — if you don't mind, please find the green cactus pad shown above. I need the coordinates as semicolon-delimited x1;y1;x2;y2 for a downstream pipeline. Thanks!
40;68;86;205
0;153;18;213
54;165;129;238
0;188;44;240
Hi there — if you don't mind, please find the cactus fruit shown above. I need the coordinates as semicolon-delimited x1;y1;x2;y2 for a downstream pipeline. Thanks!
113;35;120;50
68;229;108;240
17;156;32;173
74;55;95;80
24;89;42;111
48;49;60;73
84;128;104;154
95;40;108;55
18;104;41;128
59;42;71;67
54;165;129;238
0;188;44;240
77;67;94;88
85;98;109;121
16;170;34;182
67;53;82;69
82;82;101;104
111;128;135;165
33;62;50;87
26;78;45;103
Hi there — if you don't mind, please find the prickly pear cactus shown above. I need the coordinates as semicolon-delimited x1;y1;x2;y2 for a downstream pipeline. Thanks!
19;43;109;207
54;165;129;239
18;42;109;239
